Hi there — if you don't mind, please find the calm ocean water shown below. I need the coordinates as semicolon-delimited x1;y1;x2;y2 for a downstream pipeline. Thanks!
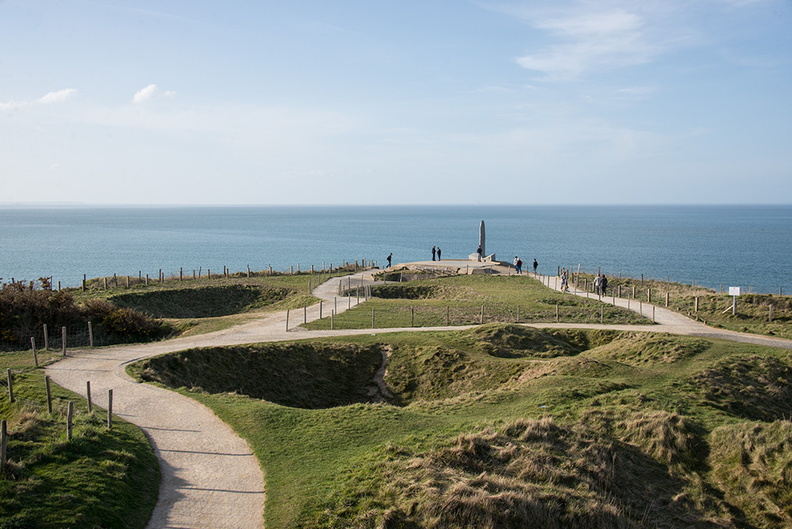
1;205;790;294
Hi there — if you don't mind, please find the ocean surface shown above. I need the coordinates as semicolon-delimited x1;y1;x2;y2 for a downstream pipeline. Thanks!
1;205;790;294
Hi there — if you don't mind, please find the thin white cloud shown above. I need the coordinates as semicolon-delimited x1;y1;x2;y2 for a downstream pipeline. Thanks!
0;88;78;111
516;9;657;79
38;88;78;104
132;84;175;104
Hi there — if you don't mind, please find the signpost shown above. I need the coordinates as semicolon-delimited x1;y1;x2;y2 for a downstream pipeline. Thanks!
728;287;741;315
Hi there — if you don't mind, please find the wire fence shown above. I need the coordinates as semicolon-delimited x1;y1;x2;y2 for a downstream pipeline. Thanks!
0;322;109;353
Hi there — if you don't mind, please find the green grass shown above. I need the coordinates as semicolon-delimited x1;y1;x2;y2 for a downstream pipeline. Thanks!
304;274;649;330
575;273;792;340
133;324;792;528
72;270;353;338
0;352;159;529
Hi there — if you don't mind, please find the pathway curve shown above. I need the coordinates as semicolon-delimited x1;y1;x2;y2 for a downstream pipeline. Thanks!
45;273;374;529
45;266;792;528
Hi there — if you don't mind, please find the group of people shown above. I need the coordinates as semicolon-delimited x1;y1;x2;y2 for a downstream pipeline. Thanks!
594;273;608;295
513;257;538;275
559;269;608;295
385;246;442;268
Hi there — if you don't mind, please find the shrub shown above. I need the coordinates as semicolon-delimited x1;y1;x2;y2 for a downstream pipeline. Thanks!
0;282;170;349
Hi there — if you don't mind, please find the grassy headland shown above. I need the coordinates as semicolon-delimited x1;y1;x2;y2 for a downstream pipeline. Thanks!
134;324;792;529
304;274;649;330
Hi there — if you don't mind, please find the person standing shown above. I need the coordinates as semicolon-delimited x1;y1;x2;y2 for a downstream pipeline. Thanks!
431;246;436;261
601;274;608;296
594;274;602;295
436;247;441;260
513;256;519;272
560;269;568;292
386;253;392;267
476;245;482;262
533;259;538;274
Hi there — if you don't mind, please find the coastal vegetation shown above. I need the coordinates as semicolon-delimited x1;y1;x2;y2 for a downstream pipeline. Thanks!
575;273;792;340
0;269;351;350
304;274;649;330
134;325;792;529
0;351;159;529
0;280;170;351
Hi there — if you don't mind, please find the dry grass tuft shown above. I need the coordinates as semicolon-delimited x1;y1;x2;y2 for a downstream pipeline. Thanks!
619;410;699;468
709;420;792;529
688;354;792;421
322;417;730;528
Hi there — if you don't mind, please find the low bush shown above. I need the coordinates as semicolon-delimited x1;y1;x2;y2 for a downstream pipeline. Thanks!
0;281;170;349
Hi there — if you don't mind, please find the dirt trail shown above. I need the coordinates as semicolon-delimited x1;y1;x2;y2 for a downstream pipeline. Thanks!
44;266;792;528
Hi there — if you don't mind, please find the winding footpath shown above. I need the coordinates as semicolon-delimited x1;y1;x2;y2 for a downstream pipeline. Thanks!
45;265;792;528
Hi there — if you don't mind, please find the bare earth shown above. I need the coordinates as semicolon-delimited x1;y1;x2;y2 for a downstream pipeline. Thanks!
44;263;792;529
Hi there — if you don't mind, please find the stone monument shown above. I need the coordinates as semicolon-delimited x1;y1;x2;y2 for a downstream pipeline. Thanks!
479;220;486;257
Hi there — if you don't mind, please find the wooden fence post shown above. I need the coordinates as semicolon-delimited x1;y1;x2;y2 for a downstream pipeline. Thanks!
107;389;113;429
6;369;13;403
665;292;670;307
31;337;38;367
285;310;290;331
1;419;7;472
61;326;67;356
43;323;49;350
87;381;93;413
88;321;94;348
45;376;52;413
67;401;74;441
303;304;307;324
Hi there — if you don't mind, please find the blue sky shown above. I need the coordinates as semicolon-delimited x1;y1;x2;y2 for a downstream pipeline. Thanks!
1;0;790;205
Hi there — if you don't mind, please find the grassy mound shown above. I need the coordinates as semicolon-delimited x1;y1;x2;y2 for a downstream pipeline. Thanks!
582;333;711;366
313;416;727;529
687;354;792;421
136;343;384;409
369;284;440;300
709;421;792;528
470;323;584;358
109;284;292;318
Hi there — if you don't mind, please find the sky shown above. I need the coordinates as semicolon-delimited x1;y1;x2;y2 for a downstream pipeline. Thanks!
1;0;791;206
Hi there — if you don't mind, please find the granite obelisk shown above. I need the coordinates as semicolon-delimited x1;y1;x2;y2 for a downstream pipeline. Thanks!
479;220;486;258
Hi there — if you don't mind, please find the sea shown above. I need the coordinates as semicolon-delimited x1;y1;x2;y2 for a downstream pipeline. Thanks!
1;205;790;294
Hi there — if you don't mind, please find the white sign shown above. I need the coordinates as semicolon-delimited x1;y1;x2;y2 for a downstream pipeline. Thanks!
729;287;741;296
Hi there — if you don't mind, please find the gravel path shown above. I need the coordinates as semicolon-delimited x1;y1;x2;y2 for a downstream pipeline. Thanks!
44;266;792;528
